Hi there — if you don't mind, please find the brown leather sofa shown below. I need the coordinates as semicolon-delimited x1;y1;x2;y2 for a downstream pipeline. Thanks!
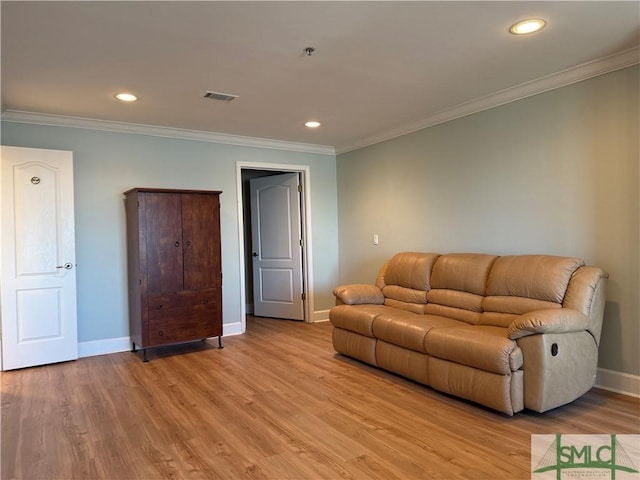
330;252;608;415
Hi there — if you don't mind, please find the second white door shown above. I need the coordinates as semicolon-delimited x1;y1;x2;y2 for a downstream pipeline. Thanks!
250;173;304;320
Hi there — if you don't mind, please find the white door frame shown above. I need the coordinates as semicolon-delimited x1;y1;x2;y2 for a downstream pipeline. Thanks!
236;162;314;333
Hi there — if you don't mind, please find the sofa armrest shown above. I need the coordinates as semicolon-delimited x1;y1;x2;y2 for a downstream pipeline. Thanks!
508;308;589;340
333;284;385;305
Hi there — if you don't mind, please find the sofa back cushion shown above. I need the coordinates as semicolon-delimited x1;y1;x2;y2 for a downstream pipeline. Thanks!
373;252;589;326
425;253;497;324
480;255;585;327
377;252;440;313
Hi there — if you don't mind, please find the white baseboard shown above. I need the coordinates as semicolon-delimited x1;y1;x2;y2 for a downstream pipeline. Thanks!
78;322;245;358
223;321;244;337
78;336;131;358
242;308;328;323
313;309;330;323
595;368;640;398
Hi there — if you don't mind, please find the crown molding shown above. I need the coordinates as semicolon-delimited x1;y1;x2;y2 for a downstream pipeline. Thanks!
336;46;640;155
2;46;637;158
0;110;336;156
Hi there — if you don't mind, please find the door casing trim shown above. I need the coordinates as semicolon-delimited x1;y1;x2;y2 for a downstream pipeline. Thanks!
236;162;314;332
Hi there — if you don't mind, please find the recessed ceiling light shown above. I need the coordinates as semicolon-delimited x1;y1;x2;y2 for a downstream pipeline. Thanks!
305;121;321;128
115;92;138;102
509;18;546;35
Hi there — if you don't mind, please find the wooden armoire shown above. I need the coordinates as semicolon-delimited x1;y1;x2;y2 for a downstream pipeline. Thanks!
124;188;223;361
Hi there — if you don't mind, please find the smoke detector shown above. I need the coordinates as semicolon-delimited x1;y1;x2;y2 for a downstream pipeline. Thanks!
203;91;238;102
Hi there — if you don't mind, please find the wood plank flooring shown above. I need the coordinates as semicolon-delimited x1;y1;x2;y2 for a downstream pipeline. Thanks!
2;316;639;479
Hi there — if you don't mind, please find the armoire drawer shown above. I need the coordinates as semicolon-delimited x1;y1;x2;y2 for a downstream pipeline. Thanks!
147;289;219;313
147;304;221;346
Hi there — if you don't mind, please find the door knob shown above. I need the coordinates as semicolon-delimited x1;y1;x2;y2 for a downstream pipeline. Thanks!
252;252;258;257
56;262;73;270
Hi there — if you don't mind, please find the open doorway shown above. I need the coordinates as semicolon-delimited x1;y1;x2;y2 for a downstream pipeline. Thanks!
237;163;314;332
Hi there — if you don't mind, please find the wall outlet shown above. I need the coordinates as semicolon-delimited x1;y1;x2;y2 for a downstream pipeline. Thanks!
373;234;379;245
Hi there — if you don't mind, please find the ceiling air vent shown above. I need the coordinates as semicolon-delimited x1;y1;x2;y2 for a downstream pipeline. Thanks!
203;91;238;102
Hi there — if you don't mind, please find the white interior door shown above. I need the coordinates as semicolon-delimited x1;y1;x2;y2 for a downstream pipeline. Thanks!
1;146;78;370
250;173;304;320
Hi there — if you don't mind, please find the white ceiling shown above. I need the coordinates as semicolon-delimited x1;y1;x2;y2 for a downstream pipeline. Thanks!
2;1;639;153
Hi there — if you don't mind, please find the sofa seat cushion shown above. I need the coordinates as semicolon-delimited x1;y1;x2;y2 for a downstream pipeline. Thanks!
372;312;465;353
329;304;391;337
424;325;522;375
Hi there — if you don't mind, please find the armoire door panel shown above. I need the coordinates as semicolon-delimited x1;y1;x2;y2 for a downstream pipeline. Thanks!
145;193;184;295
182;194;221;291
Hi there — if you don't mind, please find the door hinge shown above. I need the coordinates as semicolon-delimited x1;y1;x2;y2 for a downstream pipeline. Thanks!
298;184;302;193
301;292;306;301
299;239;304;247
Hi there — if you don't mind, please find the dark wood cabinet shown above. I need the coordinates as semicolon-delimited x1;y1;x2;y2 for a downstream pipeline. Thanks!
125;188;223;361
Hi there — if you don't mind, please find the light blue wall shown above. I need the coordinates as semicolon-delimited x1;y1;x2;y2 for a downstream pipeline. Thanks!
337;66;639;376
3;67;637;377
0;123;338;343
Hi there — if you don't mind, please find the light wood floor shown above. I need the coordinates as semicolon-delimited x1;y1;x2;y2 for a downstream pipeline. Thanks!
2;316;638;480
